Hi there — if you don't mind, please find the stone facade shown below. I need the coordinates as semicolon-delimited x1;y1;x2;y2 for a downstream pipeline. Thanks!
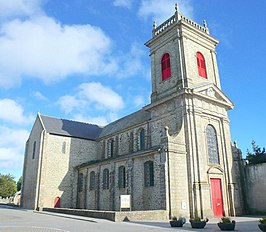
21;5;243;219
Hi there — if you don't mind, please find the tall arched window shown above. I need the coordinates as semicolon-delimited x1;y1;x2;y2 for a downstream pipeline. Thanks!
78;173;83;192
89;171;95;191
144;161;154;187
139;128;145;150
118;166;126;189
161;53;171;81
196;52;207;78
108;139;114;158
62;141;66;154
103;169;109;190
32;141;36;159
206;125;219;164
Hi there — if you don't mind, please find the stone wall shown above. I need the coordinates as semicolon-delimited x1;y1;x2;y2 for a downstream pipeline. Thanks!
244;163;266;214
21;117;43;209
39;134;97;209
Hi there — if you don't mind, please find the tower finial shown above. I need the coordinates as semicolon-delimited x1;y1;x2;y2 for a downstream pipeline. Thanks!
153;20;157;29
203;20;207;28
175;3;179;13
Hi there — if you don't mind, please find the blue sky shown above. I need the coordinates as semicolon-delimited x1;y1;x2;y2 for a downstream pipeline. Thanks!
0;0;266;181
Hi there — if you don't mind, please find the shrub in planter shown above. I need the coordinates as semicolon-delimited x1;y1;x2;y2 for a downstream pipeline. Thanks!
189;217;208;229
217;217;236;231
258;218;266;232
169;216;186;227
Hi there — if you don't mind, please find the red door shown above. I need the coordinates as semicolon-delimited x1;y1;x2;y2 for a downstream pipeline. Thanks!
54;197;60;208
210;178;224;217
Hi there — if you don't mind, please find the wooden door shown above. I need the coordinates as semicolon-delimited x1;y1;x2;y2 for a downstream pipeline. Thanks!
54;197;60;208
210;178;224;217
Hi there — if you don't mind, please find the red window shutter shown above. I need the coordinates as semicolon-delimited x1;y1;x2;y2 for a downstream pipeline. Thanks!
161;53;171;81
196;52;207;79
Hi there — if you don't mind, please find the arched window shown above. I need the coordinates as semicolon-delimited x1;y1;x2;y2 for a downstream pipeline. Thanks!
139;129;145;150
62;141;66;154
144;161;154;187
161;53;171;81
89;171;95;191
108;139;114;158
103;169;109;190
118;166;126;189
196;52;207;78
32;141;36;159
78;173;83;192
206;125;219;164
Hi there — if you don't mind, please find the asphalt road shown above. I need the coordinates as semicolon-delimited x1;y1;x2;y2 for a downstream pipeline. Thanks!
0;205;262;232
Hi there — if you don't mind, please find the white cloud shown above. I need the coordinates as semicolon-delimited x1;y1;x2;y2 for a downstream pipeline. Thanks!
134;95;145;107
57;82;124;125
0;16;116;88
57;95;86;114
0;0;42;19
138;0;193;24
113;0;133;9
116;43;147;78
72;114;108;127
33;91;47;101
79;82;124;111
0;99;34;125
0;126;29;169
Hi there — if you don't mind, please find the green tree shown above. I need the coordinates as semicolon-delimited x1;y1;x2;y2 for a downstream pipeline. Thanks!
246;140;266;164
17;176;22;191
0;174;17;197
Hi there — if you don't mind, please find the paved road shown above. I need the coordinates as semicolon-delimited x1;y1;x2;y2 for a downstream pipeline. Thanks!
0;205;262;231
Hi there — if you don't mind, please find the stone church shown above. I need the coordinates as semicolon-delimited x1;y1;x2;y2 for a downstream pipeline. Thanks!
21;5;243;219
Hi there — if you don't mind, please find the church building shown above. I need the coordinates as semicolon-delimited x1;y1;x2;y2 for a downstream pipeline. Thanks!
21;4;243;219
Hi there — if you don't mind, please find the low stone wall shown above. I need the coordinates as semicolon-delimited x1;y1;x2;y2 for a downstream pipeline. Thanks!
42;208;168;222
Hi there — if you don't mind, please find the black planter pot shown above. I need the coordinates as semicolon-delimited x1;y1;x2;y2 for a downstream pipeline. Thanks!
170;220;185;227
217;221;236;231
189;220;207;229
258;224;266;232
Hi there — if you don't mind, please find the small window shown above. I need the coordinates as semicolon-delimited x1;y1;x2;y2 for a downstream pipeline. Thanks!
139;129;145;150
78;173;83;192
32;141;36;159
161;53;171;81
206;125;219;164
89;171;95;191
144;161;154;187
62;141;66;154
196;52;207;78
129;132;134;152
103;169;109;190
118;166;126;189
108;139;114;158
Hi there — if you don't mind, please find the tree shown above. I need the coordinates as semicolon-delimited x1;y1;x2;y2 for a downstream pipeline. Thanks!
17;176;22;191
246;140;266;164
0;174;17;197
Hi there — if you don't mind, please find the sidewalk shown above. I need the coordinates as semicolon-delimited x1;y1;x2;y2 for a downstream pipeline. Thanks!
36;211;262;231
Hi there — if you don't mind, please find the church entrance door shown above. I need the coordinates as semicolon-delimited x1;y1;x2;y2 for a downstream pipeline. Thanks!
210;178;224;217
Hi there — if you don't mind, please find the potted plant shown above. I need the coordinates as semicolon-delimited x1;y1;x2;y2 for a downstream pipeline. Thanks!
258;218;266;232
217;217;236;231
169;216;186;227
189;216;208;229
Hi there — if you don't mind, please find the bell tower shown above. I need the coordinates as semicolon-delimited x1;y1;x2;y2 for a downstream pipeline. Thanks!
145;4;221;103
144;4;241;219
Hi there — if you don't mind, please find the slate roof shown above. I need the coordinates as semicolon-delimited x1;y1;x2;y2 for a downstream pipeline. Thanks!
39;108;151;140
39;115;103;140
98;109;151;138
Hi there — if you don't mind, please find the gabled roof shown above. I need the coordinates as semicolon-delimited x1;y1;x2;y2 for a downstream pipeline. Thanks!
98;109;151;138
39;114;103;140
